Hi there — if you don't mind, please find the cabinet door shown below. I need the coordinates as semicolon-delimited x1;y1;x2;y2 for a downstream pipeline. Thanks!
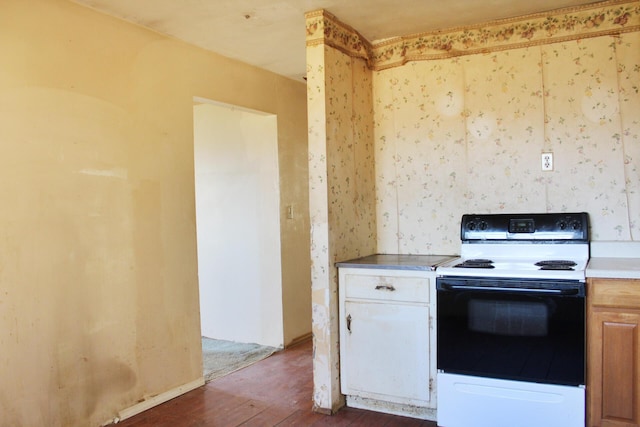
341;300;430;405
589;309;640;427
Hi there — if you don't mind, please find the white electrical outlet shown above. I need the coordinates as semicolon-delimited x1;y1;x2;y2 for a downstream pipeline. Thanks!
541;153;554;171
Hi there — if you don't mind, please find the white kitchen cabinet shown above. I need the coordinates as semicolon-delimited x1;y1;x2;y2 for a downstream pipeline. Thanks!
338;267;437;420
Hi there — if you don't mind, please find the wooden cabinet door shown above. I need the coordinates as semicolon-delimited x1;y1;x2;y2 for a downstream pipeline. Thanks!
589;308;640;427
340;300;431;405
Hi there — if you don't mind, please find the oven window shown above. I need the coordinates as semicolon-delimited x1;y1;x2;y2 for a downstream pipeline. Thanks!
437;278;585;386
468;299;549;336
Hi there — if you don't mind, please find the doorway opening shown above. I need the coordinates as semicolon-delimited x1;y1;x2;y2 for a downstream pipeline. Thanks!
193;98;283;381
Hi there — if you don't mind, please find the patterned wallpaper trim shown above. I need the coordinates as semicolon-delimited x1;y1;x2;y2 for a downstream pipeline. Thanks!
305;9;373;67
305;0;640;71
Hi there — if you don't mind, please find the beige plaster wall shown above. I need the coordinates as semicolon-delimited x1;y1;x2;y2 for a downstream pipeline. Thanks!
0;0;309;425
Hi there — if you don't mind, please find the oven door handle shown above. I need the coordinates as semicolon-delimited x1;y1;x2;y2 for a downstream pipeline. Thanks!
440;284;580;295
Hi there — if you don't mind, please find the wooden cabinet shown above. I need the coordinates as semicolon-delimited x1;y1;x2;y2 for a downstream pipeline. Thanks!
338;267;436;420
588;278;640;427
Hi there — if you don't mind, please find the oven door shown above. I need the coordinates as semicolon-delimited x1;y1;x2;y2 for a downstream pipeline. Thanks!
437;276;585;386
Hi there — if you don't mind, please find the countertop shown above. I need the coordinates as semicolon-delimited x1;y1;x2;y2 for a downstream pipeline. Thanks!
587;258;640;279
334;243;640;277
587;241;640;279
336;254;456;271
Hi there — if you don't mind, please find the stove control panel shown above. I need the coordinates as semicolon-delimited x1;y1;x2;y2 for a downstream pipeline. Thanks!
461;212;589;241
509;218;535;233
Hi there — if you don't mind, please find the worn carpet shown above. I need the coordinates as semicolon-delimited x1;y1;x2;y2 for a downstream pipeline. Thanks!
202;337;278;383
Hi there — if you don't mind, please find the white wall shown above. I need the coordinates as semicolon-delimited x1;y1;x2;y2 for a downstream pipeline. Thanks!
194;102;284;348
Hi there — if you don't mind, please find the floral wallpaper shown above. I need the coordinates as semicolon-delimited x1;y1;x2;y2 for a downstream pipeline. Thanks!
542;37;630;231
618;32;640;237
306;43;376;412
375;32;640;256
306;2;640;414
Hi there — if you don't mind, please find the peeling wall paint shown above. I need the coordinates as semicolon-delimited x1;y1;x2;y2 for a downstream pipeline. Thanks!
306;43;377;413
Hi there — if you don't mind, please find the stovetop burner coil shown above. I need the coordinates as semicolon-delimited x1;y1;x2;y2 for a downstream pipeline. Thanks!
535;260;577;271
539;265;575;270
534;260;577;267
454;259;495;269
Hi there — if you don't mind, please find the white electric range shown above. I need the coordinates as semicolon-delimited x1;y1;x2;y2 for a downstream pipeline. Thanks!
436;212;589;427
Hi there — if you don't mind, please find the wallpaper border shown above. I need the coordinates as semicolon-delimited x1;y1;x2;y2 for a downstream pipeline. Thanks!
305;0;640;71
305;9;373;67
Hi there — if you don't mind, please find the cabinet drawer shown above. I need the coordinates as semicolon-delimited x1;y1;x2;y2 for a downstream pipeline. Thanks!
589;278;640;308
342;272;429;303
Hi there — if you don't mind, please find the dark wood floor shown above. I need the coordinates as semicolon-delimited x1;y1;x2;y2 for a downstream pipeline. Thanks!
116;339;438;426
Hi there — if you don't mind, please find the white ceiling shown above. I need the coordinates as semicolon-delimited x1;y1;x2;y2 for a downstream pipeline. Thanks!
71;0;602;82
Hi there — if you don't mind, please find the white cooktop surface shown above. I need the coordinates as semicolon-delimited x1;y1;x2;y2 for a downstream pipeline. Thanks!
437;243;589;280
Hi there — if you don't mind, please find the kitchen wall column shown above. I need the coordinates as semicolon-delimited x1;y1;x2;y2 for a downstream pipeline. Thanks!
305;10;377;414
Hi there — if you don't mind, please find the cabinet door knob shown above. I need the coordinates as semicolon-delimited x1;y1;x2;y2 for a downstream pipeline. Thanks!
375;284;396;291
346;314;352;333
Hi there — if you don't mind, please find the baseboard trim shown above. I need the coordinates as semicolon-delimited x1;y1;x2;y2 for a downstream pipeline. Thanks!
346;395;435;421
286;332;312;348
118;377;205;421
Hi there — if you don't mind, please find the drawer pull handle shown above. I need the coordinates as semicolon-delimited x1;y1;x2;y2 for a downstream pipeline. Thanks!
346;314;352;333
375;284;396;291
